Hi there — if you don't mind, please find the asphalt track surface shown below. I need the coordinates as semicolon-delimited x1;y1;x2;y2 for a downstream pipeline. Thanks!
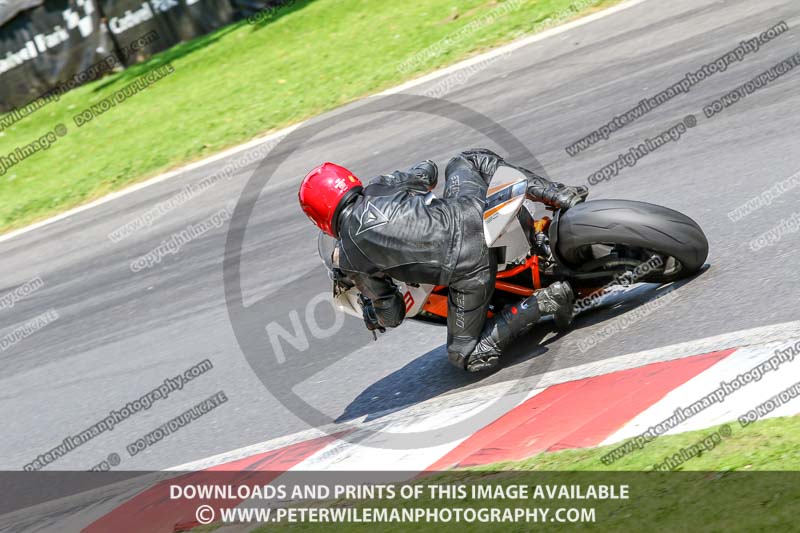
1;0;799;471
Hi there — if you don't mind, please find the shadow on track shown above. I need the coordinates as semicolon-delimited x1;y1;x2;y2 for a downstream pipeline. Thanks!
336;265;710;424
334;328;550;424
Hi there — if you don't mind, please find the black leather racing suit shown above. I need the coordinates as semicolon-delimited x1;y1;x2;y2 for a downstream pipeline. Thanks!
335;149;571;364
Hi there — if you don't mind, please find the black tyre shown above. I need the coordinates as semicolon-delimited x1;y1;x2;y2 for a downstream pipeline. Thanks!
554;200;709;283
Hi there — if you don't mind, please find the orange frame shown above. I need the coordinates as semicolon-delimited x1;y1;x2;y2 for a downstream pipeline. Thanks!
421;218;550;319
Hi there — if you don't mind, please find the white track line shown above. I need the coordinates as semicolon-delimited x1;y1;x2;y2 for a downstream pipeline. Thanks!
291;388;545;473
490;319;800;397
171;319;800;472
602;340;800;443
0;0;648;245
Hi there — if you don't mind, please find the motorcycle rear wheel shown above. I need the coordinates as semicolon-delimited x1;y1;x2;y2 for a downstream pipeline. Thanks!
553;200;709;284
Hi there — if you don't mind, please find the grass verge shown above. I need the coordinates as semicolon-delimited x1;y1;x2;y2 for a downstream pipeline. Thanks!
0;0;624;234
235;416;800;532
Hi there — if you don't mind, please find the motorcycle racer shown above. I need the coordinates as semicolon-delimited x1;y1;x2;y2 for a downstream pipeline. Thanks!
299;149;587;372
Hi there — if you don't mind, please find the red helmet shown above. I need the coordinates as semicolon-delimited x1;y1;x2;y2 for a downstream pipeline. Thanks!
298;162;363;237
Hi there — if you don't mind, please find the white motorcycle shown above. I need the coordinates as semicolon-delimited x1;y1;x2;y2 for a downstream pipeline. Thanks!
319;166;708;330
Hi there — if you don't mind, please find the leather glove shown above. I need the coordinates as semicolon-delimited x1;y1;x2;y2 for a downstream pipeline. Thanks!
369;160;438;193
359;294;386;340
529;182;589;210
409;160;438;191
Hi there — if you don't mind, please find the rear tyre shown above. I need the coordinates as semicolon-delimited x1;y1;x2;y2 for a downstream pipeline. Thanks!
554;200;709;283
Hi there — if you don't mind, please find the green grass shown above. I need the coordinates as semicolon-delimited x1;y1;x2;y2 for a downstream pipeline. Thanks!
487;416;800;471
238;416;800;532
0;0;622;233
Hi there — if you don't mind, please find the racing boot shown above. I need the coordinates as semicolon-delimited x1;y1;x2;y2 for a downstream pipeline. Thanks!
464;282;575;372
537;280;576;330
